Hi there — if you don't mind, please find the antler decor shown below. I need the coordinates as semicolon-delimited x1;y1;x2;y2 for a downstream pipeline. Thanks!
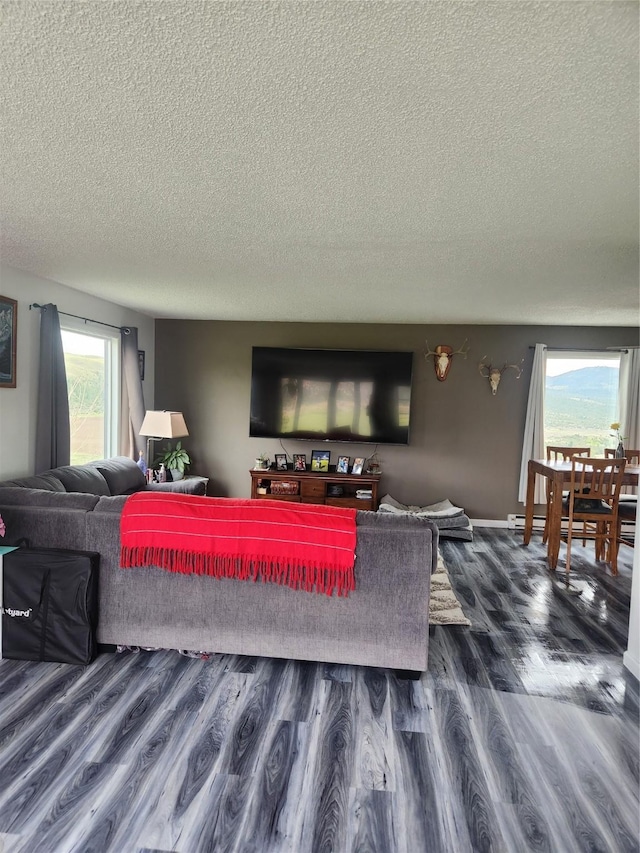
425;339;470;381
478;356;524;395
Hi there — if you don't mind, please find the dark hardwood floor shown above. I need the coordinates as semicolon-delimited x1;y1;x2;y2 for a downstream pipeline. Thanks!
0;528;637;852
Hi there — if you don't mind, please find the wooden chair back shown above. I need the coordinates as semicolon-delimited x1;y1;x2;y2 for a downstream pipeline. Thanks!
568;456;626;509
564;456;627;574
604;449;639;497
604;448;640;464
546;446;590;462
541;446;592;545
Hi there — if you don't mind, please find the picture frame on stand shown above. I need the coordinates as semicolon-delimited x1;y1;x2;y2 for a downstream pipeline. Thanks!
352;457;365;475
336;455;350;474
311;449;331;472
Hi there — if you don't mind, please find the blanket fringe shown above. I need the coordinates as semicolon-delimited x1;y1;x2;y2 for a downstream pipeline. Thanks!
120;546;355;597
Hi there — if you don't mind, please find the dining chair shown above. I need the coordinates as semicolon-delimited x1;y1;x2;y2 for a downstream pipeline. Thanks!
604;448;640;463
605;448;639;549
542;446;591;546
561;456;626;575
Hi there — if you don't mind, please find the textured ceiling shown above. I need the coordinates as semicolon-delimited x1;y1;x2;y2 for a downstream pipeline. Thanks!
1;1;638;325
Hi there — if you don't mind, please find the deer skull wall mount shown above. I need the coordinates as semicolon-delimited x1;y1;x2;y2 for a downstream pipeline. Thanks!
425;339;470;381
478;356;524;395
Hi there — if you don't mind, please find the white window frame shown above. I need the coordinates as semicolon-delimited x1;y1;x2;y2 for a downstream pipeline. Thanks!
60;319;121;459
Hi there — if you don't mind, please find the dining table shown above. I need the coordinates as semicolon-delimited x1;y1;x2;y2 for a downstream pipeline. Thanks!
523;458;640;569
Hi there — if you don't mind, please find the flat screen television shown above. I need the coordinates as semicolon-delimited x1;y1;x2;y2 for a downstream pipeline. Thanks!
249;347;413;444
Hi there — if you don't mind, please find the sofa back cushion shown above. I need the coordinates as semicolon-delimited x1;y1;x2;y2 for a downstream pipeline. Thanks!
0;487;100;509
1;473;66;491
93;495;129;513
89;456;146;495
145;477;208;496
49;465;111;496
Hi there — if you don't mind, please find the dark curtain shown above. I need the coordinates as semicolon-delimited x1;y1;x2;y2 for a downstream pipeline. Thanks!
121;326;146;459
35;303;70;472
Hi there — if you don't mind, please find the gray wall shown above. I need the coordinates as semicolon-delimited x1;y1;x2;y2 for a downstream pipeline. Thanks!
0;265;155;481
155;321;637;520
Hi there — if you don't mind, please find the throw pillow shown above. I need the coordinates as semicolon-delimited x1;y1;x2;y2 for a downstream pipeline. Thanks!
50;465;111;496
90;456;146;495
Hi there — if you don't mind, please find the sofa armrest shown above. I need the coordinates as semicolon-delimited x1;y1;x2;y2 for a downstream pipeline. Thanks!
356;510;439;574
143;477;208;496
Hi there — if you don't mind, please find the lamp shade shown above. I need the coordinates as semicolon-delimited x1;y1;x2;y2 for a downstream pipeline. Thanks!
139;411;189;439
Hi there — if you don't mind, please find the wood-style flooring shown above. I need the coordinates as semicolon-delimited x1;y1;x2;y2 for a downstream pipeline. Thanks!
0;528;638;852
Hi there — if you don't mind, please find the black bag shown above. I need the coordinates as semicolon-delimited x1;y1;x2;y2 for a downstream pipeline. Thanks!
2;546;99;665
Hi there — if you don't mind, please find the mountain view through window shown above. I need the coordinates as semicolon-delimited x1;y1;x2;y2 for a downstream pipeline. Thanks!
61;328;118;464
545;356;620;456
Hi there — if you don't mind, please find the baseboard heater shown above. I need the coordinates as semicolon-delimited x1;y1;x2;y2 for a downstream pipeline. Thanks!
509;514;546;531
509;514;635;538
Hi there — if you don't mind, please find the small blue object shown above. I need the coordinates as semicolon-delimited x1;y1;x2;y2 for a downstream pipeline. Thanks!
137;452;147;475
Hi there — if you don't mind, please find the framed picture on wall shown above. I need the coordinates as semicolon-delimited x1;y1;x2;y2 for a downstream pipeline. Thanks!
311;449;330;472
0;295;17;389
293;454;307;471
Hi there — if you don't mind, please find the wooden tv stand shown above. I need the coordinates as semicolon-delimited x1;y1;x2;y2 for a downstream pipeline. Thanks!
250;468;381;511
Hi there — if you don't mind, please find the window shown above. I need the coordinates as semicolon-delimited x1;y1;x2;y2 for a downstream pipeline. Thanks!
544;352;621;456
60;322;120;464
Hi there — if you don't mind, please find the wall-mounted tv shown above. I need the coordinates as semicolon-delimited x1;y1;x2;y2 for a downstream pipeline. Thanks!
249;347;413;445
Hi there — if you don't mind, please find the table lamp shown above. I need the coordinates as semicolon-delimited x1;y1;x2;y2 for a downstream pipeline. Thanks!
139;410;189;470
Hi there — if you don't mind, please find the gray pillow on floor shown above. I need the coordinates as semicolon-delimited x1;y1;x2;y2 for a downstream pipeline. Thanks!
378;494;465;518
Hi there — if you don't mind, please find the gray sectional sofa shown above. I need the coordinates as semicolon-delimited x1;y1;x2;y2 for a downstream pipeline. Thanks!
0;457;438;672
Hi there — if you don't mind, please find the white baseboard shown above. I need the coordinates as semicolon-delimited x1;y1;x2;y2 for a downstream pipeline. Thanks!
623;650;640;681
469;519;509;528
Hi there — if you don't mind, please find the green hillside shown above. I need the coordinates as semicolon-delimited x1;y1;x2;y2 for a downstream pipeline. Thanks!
64;353;104;415
64;353;105;464
545;366;618;453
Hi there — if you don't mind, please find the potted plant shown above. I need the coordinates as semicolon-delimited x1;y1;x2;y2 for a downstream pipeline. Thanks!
254;452;271;470
154;440;191;481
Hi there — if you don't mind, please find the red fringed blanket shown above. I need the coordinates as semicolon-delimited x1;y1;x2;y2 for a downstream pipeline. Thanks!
120;493;357;596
